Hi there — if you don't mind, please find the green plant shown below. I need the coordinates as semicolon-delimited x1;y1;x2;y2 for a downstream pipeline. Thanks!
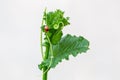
38;8;89;80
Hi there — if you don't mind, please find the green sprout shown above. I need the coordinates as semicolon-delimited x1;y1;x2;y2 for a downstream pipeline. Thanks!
38;8;90;80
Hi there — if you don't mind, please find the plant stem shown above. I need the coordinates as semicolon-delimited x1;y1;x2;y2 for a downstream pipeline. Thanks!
40;29;44;59
43;66;48;80
42;43;50;80
40;8;47;59
40;14;44;59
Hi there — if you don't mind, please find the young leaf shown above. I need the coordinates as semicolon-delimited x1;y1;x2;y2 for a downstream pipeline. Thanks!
39;34;89;70
51;31;63;45
46;9;70;29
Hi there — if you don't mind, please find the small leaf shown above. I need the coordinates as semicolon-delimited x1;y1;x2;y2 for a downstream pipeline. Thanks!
51;31;63;45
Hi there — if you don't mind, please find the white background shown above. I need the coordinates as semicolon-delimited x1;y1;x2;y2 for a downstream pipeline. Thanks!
0;0;120;80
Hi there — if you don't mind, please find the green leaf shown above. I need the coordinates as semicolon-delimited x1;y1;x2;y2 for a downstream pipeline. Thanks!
45;9;70;29
39;34;89;69
51;31;63;45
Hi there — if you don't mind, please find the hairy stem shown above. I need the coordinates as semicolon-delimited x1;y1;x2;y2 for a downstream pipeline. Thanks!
40;29;44;59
